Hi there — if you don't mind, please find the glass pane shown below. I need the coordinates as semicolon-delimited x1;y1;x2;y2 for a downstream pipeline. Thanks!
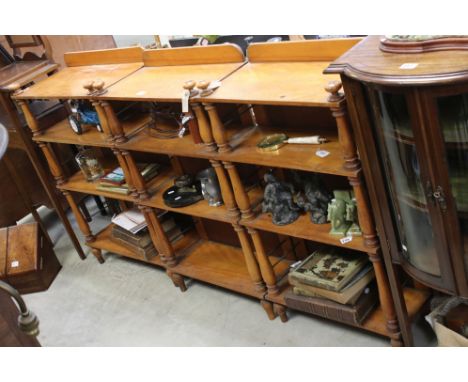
369;91;441;276
437;94;468;275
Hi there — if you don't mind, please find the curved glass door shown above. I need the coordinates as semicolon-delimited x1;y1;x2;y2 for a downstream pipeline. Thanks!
367;90;441;276
437;93;468;277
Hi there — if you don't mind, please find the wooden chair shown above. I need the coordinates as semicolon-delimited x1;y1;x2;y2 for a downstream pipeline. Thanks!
4;35;53;62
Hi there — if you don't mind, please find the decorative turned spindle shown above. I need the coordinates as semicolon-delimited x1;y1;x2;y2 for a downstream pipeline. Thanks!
92;79;105;95
92;101;113;139
16;99;41;136
121;150;150;200
37;142;66;185
325;81;359;171
233;224;266;293
223;161;254;220
91;248;105;264
204;103;231;152
62;190;95;243
101;101;127;143
248;228;279;296
210;160;239;219
112;148;138;198
260;300;277;320
191;103;216;151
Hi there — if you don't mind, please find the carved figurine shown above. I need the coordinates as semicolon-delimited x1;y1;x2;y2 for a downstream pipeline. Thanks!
262;173;300;225
294;173;332;224
327;190;362;236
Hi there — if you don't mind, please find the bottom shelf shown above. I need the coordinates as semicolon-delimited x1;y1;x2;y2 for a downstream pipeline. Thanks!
87;223;193;267
266;283;430;338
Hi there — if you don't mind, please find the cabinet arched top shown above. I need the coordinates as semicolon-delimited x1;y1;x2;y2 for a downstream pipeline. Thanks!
326;35;468;86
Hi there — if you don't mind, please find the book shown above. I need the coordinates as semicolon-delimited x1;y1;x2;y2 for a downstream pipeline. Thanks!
290;265;375;305
96;183;130;195
289;248;369;292
111;208;147;234
284;283;378;325
100;167;125;185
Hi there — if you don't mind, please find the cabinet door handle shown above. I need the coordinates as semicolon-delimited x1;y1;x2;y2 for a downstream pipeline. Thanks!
433;186;447;212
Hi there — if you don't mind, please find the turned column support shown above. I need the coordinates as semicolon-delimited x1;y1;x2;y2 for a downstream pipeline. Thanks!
191;103;216;151
203;103;231;153
62;190;95;243
37;142;67;185
348;174;379;248
121;150;150;200
368;251;402;346
16;99;41;136
139;205;177;267
112;148;138;198
209;159;239;219
101;101;127;143
248;228;279;296
223;161;254;220
233;224;266;293
92;100;113;140
325;81;359;171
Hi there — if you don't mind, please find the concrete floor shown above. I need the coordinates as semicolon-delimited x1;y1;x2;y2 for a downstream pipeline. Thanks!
21;202;435;346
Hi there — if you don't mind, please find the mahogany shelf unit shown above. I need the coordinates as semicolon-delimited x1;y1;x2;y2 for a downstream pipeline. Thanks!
13;40;429;346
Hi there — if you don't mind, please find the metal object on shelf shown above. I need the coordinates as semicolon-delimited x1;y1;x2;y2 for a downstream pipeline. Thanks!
256;133;328;152
196;167;223;207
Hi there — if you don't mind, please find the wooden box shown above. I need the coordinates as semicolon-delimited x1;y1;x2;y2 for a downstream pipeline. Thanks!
0;223;61;294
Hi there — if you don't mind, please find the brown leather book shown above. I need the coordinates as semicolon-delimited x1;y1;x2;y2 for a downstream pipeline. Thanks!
284;283;378;325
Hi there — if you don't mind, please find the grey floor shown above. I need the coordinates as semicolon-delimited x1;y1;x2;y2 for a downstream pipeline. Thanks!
21;201;436;346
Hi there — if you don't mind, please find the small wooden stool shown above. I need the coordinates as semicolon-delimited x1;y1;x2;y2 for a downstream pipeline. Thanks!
0;223;61;294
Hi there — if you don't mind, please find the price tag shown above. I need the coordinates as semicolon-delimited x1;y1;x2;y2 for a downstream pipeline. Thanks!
181;89;190;113
340;236;353;244
400;63;418;70
11;260;19;268
316;149;330;158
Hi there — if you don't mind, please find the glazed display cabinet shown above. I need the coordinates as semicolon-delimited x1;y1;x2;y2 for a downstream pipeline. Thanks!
327;35;468;298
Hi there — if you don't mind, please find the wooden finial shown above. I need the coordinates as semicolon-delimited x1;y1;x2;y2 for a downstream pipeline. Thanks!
197;80;210;90
93;80;105;92
325;80;344;102
183;80;196;91
83;80;95;94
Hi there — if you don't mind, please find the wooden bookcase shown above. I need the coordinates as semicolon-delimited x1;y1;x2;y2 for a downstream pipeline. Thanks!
13;40;429;346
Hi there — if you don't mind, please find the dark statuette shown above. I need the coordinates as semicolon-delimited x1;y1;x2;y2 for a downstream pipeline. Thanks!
294;173;333;224
262;173;300;225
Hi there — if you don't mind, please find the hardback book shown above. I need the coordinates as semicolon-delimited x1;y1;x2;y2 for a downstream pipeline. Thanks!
291;265;375;305
100;167;125;185
284;283;378;325
289;248;369;292
96;183;130;195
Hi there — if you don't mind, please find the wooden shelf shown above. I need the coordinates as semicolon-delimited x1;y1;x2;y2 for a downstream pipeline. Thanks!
14;62;143;100
33;113;150;147
88;223;164;267
267;282;430;338
58;166;263;224
241;208;376;254
217;124;356;176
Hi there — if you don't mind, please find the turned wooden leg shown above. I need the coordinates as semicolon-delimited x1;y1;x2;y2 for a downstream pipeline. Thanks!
260;300;277;320
92;100;113;140
91;248;105;264
166;270;187;292
192;103;216;151
139;205;177;267
248;228;279;296
223;161;254;220
121;150;150;200
210;160;239;219
233;224;266;293
101;100;127;143
274;304;288;323
204;103;231;152
16;99;41;136
62;190;95;243
112;148;138;198
37;142;67;185
325;82;359;172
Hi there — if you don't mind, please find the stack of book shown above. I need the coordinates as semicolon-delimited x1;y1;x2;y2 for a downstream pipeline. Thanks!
111;210;182;261
97;163;161;195
285;248;377;325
